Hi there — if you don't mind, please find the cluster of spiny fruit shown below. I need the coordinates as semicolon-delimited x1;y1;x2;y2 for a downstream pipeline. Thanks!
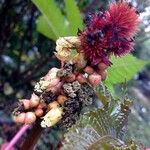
13;42;108;129
13;0;139;129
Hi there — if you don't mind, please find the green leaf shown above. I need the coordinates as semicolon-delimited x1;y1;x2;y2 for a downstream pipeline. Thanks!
64;0;83;35
37;16;57;40
105;55;148;90
32;0;69;38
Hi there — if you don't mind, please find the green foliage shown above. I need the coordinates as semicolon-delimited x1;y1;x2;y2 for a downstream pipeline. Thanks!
32;1;148;91
32;0;83;40
37;16;57;40
105;54;149;92
64;0;83;34
61;86;143;150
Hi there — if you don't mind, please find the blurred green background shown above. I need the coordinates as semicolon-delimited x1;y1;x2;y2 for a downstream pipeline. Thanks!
0;0;150;149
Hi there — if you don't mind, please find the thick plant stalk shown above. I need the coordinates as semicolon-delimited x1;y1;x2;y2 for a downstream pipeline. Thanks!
20;121;44;150
4;125;30;150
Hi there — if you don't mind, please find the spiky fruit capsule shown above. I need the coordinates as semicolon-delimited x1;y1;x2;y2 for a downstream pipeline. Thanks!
78;2;139;65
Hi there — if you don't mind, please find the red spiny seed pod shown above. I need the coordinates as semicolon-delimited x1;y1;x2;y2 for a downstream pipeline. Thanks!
76;74;87;84
106;2;139;39
84;66;94;74
78;2;139;66
34;108;44;117
19;99;30;110
24;112;36;124
88;73;101;86
14;112;26;124
30;93;40;108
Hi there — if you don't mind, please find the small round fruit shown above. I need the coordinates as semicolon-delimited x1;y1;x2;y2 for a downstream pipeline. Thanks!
88;73;101;86
35;108;44;117
64;74;76;82
24;112;36;124
20;99;30;110
48;101;59;110
76;74;87;84
98;62;109;70
15;112;26;124
30;93;40;108
37;103;46;109
57;95;67;105
100;70;108;81
84;66;94;75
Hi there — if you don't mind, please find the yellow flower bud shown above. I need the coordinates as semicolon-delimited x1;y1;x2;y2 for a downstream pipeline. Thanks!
41;107;63;128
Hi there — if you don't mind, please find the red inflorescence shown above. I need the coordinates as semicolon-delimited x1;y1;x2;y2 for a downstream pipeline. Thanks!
78;1;139;66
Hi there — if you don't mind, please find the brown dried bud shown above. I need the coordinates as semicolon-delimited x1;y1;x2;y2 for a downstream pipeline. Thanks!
57;95;67;105
47;101;59;110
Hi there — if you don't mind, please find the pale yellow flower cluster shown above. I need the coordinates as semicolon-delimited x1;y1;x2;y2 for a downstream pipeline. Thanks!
54;36;81;62
41;107;63;128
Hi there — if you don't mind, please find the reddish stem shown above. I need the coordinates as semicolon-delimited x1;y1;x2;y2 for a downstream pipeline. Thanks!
20;121;44;150
4;125;30;150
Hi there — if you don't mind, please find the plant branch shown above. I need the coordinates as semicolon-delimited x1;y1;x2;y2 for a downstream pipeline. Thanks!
20;121;44;150
4;125;30;150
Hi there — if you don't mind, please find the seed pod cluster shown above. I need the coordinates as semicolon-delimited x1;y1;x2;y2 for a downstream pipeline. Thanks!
81;62;109;86
14;93;46;124
57;62;75;77
60;97;81;128
13;43;109;129
41;91;56;104
59;82;95;128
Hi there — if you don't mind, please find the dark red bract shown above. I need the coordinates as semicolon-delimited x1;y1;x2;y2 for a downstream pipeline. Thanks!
78;2;139;66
